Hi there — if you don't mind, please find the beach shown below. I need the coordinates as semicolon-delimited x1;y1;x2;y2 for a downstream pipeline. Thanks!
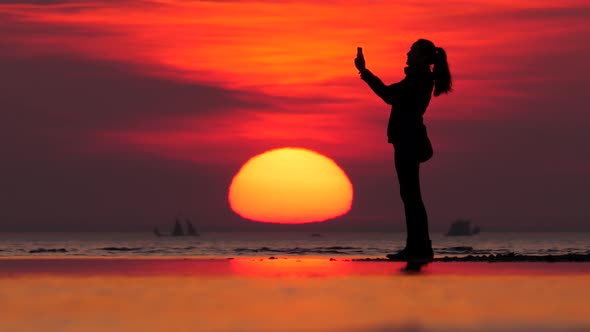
1;258;589;332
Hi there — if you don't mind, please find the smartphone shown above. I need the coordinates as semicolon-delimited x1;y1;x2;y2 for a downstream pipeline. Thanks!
357;47;363;56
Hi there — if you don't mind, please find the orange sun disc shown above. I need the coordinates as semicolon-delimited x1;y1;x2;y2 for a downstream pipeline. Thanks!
228;147;353;224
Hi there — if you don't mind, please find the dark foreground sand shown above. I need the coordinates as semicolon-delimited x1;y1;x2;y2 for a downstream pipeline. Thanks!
1;258;589;332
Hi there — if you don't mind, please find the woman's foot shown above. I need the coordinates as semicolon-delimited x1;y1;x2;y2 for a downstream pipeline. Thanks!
386;242;434;263
386;247;411;261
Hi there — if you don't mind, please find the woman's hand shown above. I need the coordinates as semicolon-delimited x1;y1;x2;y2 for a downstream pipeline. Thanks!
354;53;366;72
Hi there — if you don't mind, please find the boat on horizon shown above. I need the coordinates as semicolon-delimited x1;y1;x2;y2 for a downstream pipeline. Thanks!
446;219;480;236
154;218;199;237
185;219;199;236
172;218;184;236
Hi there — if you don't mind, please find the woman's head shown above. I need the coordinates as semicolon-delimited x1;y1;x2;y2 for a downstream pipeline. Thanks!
407;39;453;96
406;39;435;66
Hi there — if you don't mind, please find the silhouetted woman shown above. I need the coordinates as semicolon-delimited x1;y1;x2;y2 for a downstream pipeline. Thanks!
355;39;452;262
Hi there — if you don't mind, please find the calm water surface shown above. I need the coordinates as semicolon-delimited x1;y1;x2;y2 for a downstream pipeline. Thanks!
0;231;588;257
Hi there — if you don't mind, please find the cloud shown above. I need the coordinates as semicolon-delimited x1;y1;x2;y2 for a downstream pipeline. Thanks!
1;55;275;153
1;0;589;231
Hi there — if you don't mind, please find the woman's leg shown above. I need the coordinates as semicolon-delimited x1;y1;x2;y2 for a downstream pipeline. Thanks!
394;151;431;250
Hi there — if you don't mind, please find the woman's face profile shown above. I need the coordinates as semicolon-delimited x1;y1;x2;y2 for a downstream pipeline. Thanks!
406;43;427;66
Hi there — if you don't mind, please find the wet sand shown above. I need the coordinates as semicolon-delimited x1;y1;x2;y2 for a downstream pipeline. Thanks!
1;258;589;331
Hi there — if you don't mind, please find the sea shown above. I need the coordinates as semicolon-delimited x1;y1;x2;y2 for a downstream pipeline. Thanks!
0;231;588;258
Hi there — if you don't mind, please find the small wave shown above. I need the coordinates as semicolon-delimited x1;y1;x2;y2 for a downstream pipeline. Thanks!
29;248;68;253
435;246;495;255
437;253;590;262
234;246;365;255
435;246;475;254
234;247;277;253
444;246;473;251
320;246;361;250
136;249;165;254
355;253;590;262
97;247;142;251
95;246;196;254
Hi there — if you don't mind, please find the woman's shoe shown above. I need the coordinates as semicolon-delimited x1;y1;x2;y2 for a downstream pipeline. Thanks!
407;246;434;263
386;247;411;261
386;242;434;263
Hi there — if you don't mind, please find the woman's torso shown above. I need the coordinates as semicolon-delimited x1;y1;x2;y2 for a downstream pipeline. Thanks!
387;66;434;145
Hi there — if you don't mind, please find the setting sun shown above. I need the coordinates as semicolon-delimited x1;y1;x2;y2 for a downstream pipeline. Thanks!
228;147;353;224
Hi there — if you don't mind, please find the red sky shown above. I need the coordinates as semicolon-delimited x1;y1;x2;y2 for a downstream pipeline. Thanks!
1;0;589;231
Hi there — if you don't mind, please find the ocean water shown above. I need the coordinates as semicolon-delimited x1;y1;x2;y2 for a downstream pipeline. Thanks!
0;231;588;258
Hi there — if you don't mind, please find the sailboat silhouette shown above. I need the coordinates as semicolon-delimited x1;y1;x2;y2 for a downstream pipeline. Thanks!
154;217;199;237
185;219;199;236
172;218;185;236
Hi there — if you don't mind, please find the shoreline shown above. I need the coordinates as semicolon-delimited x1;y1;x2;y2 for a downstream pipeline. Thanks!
1;252;589;261
358;252;590;262
1;257;590;277
0;253;590;263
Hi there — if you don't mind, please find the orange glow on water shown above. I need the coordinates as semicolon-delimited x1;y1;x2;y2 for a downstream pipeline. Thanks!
3;261;590;332
229;258;353;277
228;147;353;223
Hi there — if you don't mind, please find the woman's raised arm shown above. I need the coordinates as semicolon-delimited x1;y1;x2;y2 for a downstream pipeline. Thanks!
360;69;402;105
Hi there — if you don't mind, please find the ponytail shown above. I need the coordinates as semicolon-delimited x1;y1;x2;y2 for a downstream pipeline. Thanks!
433;47;452;96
